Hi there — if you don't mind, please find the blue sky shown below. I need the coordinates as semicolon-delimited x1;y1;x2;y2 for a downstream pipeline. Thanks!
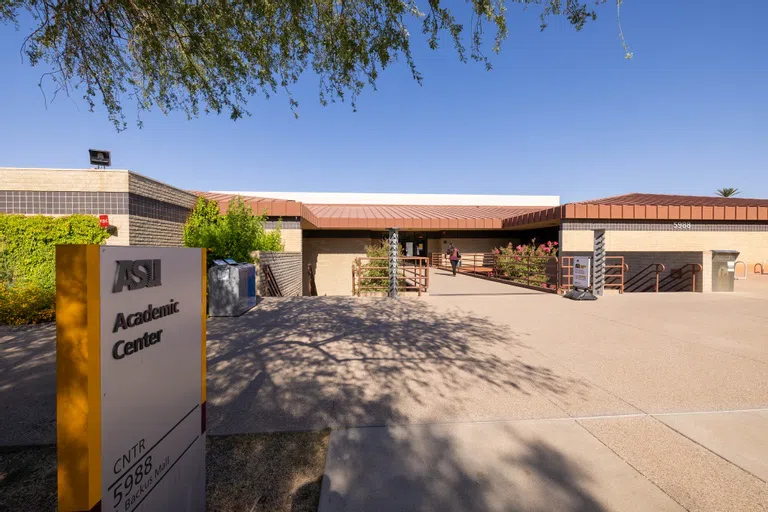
1;1;765;203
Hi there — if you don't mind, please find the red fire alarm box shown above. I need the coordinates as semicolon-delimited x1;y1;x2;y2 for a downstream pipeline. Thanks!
99;214;110;228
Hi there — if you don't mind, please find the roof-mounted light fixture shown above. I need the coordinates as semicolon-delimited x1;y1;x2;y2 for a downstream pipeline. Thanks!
89;149;111;168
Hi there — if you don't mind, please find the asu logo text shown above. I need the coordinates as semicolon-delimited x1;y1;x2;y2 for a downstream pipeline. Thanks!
113;259;162;293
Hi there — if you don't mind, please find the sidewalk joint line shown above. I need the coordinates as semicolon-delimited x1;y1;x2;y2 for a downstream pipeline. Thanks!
651;415;768;486
575;418;691;512
337;407;768;431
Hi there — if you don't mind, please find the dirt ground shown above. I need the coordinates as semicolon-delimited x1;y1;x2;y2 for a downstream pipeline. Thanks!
0;431;329;512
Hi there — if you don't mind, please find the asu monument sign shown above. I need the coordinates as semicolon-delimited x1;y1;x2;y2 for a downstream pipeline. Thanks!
56;246;206;512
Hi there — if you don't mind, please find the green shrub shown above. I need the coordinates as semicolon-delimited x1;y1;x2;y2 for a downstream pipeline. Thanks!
0;283;56;325
183;196;283;265
358;241;407;291
0;214;110;289
493;239;559;289
0;214;110;325
259;220;285;252
359;241;390;289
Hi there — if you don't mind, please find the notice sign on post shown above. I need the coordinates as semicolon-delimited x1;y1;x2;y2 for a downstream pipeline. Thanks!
56;246;206;512
573;256;591;290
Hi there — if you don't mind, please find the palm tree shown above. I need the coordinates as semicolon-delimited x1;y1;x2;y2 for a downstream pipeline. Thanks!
716;187;741;198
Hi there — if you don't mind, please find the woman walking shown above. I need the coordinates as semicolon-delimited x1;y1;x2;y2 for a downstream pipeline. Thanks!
446;243;461;277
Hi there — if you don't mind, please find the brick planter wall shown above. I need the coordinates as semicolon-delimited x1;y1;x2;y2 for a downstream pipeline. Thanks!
254;251;302;297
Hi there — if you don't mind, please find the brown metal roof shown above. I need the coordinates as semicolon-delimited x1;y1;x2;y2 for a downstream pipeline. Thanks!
581;192;768;207
194;191;768;229
196;192;303;217
193;191;547;229
300;204;547;229
504;193;768;225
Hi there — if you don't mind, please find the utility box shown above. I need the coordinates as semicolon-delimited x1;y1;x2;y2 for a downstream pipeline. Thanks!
711;250;740;292
208;260;258;316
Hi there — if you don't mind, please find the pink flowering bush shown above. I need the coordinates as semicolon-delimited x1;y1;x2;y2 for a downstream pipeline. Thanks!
494;239;559;288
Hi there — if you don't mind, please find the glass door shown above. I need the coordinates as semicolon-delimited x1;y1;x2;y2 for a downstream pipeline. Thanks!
400;232;427;257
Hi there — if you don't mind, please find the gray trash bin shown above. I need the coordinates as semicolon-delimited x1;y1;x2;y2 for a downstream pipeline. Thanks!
711;250;740;292
208;260;258;316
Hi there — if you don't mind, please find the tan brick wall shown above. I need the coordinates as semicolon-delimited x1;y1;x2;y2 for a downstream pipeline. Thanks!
104;214;130;246
563;229;768;292
128;216;186;246
0;168;129;192
128;172;197;208
269;227;302;253
303;237;369;296
561;230;594;253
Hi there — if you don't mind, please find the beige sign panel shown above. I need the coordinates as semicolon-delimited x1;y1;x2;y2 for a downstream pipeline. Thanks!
573;256;591;290
56;245;207;512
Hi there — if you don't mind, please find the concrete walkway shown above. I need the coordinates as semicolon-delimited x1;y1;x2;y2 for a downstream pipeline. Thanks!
2;274;768;510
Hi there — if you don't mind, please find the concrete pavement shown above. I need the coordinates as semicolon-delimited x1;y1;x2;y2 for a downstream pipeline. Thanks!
318;273;768;510
320;419;685;512
2;272;768;509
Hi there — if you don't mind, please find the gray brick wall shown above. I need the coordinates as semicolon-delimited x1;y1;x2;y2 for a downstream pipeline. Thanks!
254;251;302;296
129;215;186;246
128;172;198;208
563;251;705;292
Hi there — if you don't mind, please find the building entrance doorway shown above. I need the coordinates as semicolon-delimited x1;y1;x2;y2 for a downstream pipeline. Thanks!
399;232;428;257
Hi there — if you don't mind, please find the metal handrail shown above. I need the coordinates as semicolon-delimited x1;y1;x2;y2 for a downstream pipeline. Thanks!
624;263;666;293
354;257;429;296
493;254;558;289
432;253;494;274
559;256;628;293
434;251;559;291
604;259;628;293
263;264;282;296
665;263;703;292
691;263;703;291
308;264;318;296
734;261;747;280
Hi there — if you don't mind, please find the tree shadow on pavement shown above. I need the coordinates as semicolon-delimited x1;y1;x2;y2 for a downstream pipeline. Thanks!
317;422;608;512
0;295;613;511
0;324;57;446
206;297;610;511
206;296;587;435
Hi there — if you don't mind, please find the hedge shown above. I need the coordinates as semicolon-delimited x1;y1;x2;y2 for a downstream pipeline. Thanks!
0;214;110;325
0;284;56;325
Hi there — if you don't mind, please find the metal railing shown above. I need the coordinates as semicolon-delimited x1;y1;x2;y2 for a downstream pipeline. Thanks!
307;264;318;296
662;263;703;292
493;254;559;291
431;253;495;275
559;256;628;293
263;264;282;296
432;252;559;292
352;257;429;296
624;263;666;293
735;261;747;280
